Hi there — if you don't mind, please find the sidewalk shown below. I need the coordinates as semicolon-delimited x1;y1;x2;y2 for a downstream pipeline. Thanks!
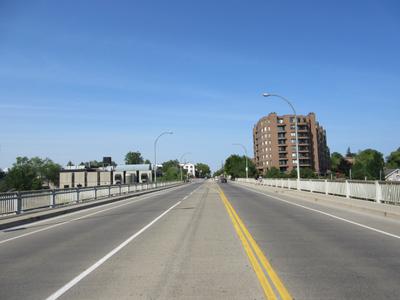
233;181;400;220
0;183;183;230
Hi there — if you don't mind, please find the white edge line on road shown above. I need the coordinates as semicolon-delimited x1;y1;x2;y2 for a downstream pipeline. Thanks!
237;184;400;240
0;184;190;245
46;200;182;300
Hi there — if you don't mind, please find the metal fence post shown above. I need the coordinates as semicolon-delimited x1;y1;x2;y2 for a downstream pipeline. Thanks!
76;188;80;203
94;187;97;200
119;185;122;195
345;180;350;198
108;186;111;197
375;181;382;203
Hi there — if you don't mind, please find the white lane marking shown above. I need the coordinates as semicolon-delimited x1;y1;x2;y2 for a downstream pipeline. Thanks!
183;196;188;200
0;185;191;245
46;201;181;300
4;185;185;232
237;185;400;240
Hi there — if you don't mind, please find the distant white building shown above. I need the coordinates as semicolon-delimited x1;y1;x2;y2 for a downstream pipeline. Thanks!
385;169;400;182
182;163;196;177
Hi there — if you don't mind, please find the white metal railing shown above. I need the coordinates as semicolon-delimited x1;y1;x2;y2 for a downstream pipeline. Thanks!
236;178;400;205
0;181;181;216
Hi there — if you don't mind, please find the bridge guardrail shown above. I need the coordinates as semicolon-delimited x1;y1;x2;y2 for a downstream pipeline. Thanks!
236;178;400;205
0;181;180;216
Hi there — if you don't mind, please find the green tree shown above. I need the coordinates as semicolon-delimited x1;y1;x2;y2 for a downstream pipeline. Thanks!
213;168;224;177
124;151;144;164
338;158;352;177
1;157;61;191
144;159;151;165
386;147;400;168
265;167;282;178
330;152;352;177
224;155;257;179
330;152;343;172
300;168;317;179
161;160;180;180
67;161;74;166
346;147;356;157
195;163;211;178
352;149;384;180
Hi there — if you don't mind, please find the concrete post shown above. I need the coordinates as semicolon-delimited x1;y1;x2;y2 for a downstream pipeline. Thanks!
51;190;56;208
94;187;97;199
325;179;328;195
76;188;80;203
16;192;22;214
345;180;350;198
375;181;382;203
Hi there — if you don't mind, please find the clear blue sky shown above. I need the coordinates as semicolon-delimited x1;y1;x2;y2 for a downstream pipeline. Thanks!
1;0;399;171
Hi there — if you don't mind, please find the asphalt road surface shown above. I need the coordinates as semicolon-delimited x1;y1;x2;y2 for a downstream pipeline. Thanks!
1;180;400;299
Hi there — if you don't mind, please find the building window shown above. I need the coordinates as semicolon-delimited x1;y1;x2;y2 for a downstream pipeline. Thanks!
291;139;296;144
290;132;296;137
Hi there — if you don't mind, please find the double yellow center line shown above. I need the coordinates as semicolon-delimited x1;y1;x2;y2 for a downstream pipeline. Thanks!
218;187;292;300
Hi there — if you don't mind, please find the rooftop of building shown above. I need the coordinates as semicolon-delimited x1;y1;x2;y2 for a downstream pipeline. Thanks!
115;164;152;172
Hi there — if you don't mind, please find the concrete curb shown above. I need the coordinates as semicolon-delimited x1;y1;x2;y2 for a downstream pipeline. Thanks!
232;181;400;221
0;183;184;230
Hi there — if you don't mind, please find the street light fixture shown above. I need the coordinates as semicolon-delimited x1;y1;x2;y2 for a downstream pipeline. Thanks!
232;143;248;179
154;131;173;185
262;93;301;188
179;152;191;181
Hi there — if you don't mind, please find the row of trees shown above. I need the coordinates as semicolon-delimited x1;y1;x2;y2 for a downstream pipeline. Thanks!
0;157;61;192
213;155;257;179
331;147;400;180
0;150;212;192
160;160;211;181
215;146;400;181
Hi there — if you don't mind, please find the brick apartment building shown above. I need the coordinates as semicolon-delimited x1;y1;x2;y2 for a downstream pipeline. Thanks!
253;112;330;175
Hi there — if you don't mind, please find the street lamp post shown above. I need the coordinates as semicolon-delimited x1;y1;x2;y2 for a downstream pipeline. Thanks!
179;152;191;182
262;93;301;189
154;131;173;185
232;143;248;179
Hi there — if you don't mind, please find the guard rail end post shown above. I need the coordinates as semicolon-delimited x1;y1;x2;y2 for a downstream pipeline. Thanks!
345;180;350;198
375;181;382;204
